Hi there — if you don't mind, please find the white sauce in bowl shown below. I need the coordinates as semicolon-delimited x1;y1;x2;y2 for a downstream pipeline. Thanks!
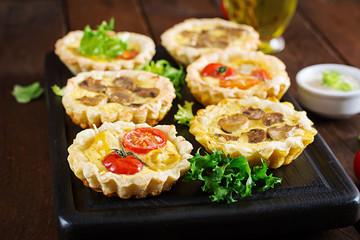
305;72;360;93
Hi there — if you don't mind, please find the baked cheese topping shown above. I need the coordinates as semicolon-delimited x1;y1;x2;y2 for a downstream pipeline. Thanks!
82;129;181;174
175;24;251;48
160;18;260;66
62;70;176;128
67;121;193;199
185;49;290;106
55;30;155;74
190;97;317;168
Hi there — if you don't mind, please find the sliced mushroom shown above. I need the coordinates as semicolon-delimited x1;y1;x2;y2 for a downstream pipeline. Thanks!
113;76;136;91
134;87;160;98
180;30;197;39
267;124;297;141
76;94;107;106
215;133;239;141
128;103;143;108
79;77;105;92
242;107;264;120
218;114;249;133
195;30;228;48
245;129;267;143
105;86;134;104
226;27;245;37
262;112;284;126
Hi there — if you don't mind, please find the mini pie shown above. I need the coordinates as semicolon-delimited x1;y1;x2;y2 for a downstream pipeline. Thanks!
161;18;260;66
55;30;155;74
67;121;193;199
189;97;317;168
62;70;175;128
186;49;291;106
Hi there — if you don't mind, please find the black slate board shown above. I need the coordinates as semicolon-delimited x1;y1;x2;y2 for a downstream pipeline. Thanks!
45;48;360;240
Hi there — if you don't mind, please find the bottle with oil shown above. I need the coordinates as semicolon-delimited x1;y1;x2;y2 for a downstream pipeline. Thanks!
222;0;298;53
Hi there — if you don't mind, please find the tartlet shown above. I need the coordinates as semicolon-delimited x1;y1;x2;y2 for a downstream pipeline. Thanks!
161;18;260;66
62;70;175;128
55;30;155;74
189;97;317;168
67;121;193;199
186;49;290;106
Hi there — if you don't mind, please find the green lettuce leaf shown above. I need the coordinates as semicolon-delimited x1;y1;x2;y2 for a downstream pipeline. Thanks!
184;149;282;203
174;101;194;127
51;85;65;97
322;71;357;91
78;18;130;59
141;60;185;98
12;82;44;103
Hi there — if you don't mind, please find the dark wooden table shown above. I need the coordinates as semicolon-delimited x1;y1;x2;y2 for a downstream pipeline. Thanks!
1;0;360;239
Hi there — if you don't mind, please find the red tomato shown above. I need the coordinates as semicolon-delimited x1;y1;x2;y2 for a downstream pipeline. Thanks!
123;127;167;154
353;150;360;181
251;68;271;81
220;0;229;20
219;78;259;89
117;49;139;60
201;63;237;80
102;152;143;175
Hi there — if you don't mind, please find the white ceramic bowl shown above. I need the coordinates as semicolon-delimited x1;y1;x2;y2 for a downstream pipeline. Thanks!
296;64;360;119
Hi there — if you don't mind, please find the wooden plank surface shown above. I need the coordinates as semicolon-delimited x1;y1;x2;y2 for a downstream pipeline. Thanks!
0;0;360;239
65;0;150;35
0;1;65;239
299;0;360;68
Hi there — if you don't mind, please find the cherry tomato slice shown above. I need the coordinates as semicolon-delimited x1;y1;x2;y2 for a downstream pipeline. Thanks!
117;49;139;60
201;63;237;80
353;150;360;181
251;68;271;81
102;152;143;175
123;127;167;154
219;78;259;89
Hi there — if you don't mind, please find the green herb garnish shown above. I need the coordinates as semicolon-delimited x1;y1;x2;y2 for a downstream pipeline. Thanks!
322;71;357;91
141;60;185;98
216;66;227;74
108;140;149;167
78;18;130;59
12;82;44;103
184;149;282;203
51;85;65;97
174;101;194;127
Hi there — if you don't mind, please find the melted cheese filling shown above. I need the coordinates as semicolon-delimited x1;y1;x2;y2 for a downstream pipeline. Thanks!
209;105;308;147
82;129;181;175
200;61;272;88
175;24;248;47
71;75;158;110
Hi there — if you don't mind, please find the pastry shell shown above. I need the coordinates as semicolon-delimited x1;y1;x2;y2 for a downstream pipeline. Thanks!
186;49;290;106
161;18;260;66
62;70;176;129
67;121;193;199
189;97;317;168
55;30;155;74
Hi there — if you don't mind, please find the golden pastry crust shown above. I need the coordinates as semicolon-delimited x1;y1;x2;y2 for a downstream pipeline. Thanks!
186;49;290;106
189;97;317;168
67;121;193;199
161;18;260;66
55;30;155;74
62;70;175;129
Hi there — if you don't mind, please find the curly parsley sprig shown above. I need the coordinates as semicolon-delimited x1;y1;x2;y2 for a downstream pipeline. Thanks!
174;101;194;127
184;149;282;203
12;82;44;103
78;18;130;59
142;60;185;98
